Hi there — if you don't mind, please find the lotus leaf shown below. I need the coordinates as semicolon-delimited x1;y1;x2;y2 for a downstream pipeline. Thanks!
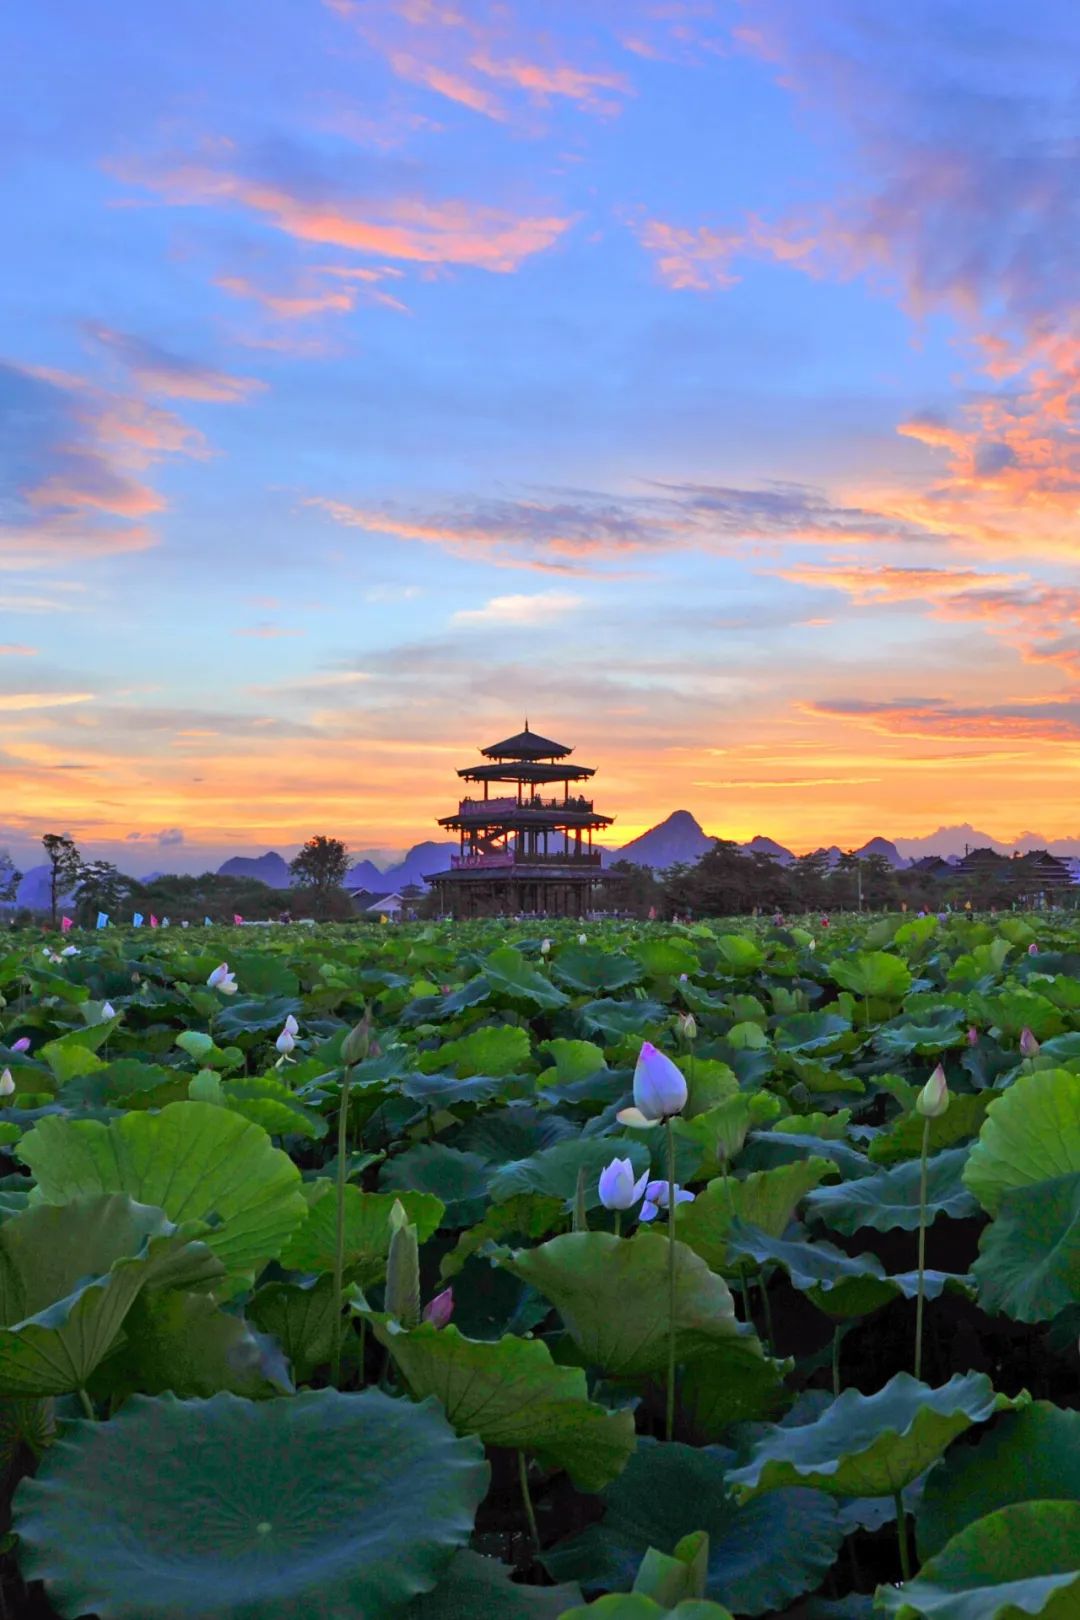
281;1184;444;1281
483;946;570;1011
804;1149;977;1234
963;1069;1080;1213
489;1137;651;1210
971;1172;1080;1322
407;1549;583;1618
877;1501;1080;1619
676;1160;833;1270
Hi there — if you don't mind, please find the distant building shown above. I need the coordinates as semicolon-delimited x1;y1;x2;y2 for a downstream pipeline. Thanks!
427;722;613;917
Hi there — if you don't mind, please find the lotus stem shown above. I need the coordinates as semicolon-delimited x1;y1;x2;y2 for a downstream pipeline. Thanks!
518;1449;540;1553
665;1116;677;1443
330;1061;353;1388
914;1115;930;1382
832;1326;842;1397
614;1210;621;1238
77;1388;95;1420
894;1489;912;1582
758;1272;775;1354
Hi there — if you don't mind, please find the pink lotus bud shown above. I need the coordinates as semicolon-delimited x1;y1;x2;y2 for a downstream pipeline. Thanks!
1028;942;1038;956
1019;1027;1040;1059
966;1026;979;1047
422;1286;454;1330
10;1038;29;1053
617;1041;688;1128
916;1063;949;1118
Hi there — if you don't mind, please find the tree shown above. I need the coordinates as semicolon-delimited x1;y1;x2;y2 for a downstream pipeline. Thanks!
42;834;81;928
0;852;21;906
289;836;351;913
73;860;133;926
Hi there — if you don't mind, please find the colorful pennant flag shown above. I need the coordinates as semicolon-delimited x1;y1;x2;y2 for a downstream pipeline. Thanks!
60;916;73;932
204;916;212;926
233;913;244;925
150;915;158;928
96;912;109;929
132;913;144;927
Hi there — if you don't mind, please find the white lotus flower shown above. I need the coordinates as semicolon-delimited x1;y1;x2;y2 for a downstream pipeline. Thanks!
207;963;238;995
0;1070;14;1098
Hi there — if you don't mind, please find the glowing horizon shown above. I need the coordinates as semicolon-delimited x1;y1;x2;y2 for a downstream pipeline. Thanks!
5;0;1080;874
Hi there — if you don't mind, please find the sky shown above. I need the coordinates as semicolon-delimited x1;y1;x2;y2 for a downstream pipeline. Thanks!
5;0;1080;873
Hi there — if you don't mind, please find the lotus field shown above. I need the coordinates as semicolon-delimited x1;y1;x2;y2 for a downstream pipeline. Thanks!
0;912;1079;1620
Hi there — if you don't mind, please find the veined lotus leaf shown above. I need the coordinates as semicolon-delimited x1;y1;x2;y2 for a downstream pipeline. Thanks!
248;1275;340;1383
220;1076;329;1140
0;1194;220;1397
281;1185;444;1283
878;1501;1080;1620
557;1600;735;1620
543;1437;841;1616
965;988;1064;1041
17;1103;306;1279
407;1549;583;1619
398;1072;508;1110
675;1161;833;1271
226;953;300;999
634;1530;709;1606
971;1172;1080;1322
538;1039;610;1084
419;1026;531;1079
740;1132;872;1180
773;1110;852;1140
711;934;765;976
483;946;570;1011
679;1339;791;1441
917;1402;1080;1563
634;938;700;979
212;996;303;1038
774;1011;853;1055
682;1060;741;1117
828;952;912;1001
488;1138;651;1211
552;949;643;995
380;1146;490;1227
724;1221;897;1319
97;1288;293;1399
963;1070;1080;1214
675;1095;780;1178
454;1106;576;1164
867;1094;989;1166
499;1231;741;1377
14;1389;489;1620
725;1021;769;1051
40;1020;120;1084
363;1317;636;1491
575;1000;668;1041
440;1193;566;1281
804;1149;977;1234
727;1371;1025;1500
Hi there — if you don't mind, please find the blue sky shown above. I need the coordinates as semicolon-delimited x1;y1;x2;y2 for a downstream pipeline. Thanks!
4;0;1080;872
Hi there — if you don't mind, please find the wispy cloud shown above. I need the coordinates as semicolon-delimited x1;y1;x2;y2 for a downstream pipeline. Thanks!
0;645;36;656
452;590;583;624
0;691;95;711
87;327;263;403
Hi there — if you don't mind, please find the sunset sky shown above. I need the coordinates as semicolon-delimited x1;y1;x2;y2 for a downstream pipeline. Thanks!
4;0;1080;873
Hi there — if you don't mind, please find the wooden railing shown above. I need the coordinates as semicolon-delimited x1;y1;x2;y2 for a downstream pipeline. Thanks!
450;851;602;870
457;796;594;816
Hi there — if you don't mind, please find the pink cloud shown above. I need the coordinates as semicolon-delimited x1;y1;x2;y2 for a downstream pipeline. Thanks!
87;326;263;403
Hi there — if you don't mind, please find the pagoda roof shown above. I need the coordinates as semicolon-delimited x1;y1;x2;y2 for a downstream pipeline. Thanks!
481;722;572;760
459;761;594;784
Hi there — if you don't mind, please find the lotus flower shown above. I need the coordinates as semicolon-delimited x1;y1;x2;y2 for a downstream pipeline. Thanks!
60;945;79;957
676;1011;697;1043
0;1070;14;1098
916;1063;949;1119
639;1179;695;1222
275;1028;295;1056
283;1014;299;1036
966;1025;979;1047
616;1042;688;1129
207;962;238;995
100;1002;116;1022
578;933;587;946
1028;942;1039;956
540;938;551;957
421;1286;454;1329
10;1038;29;1054
1019;1027;1040;1059
598;1157;650;1211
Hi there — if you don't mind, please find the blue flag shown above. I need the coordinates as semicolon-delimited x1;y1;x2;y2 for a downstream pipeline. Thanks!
96;912;109;930
204;916;213;926
132;912;144;928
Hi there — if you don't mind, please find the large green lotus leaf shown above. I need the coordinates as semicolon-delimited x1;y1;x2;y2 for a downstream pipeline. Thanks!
221;1076;328;1141
712;934;765;976
965;988;1065;1041
14;1388;489;1620
803;1149;977;1235
552;950;643;994
248;1276;340;1383
399;1072;508;1110
538;1039;610;1083
873;1006;968;1061
917;1403;1080;1562
483;946;570;1011
878;1501;1080;1620
971;1173;1080;1322
212;995;303;1038
366;1318;636;1491
740;1131;872;1180
380;1146;490;1227
634;938;700;980
727;1372;1024;1500
575;1000;667;1041
407;1549;582;1619
440;1193;566;1281
281;1184;444;1282
454;1106;576;1164
227;952;300;998
421;1026;531;1079
0;1195;219;1397
39;1020;120;1084
543;1438;842;1616
558;1600;734;1619
773;1011;853;1055
828;952;912;1000
98;1288;293;1399
773;1110;853;1141
489;1138;651;1211
674;1095;780;1179
868;1095;990;1167
723;1221;897;1319
963;1070;1080;1214
679;1339;791;1441
675;1161;833;1271
17;1102;306;1277
500;1232;741;1377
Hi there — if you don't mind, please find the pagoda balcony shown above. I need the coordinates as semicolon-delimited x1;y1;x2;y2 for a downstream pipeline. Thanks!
457;794;594;817
450;851;603;870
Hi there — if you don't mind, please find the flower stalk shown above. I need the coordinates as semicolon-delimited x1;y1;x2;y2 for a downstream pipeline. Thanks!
914;1063;948;1381
665;1116;677;1442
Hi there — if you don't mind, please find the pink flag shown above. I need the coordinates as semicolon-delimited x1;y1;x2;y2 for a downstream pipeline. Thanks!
150;914;159;928
233;913;244;925
61;916;73;932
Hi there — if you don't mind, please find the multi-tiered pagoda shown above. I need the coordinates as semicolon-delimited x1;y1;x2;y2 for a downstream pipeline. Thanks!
427;723;613;917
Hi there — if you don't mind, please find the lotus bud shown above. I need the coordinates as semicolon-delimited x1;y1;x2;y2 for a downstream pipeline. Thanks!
341;1010;371;1067
578;933;587;946
283;1014;299;1036
678;973;688;983
61;944;79;956
10;1038;29;1053
677;1011;697;1043
422;1286;454;1330
598;1156;650;1211
540;938;551;956
616;1041;688;1128
100;1002;116;1022
1019;1027;1040;1059
1028;942;1039;956
385;1200;420;1328
916;1063;950;1118
0;1070;13;1098
808;938;816;952
640;1179;696;1222
275;1028;295;1056
966;1025;979;1047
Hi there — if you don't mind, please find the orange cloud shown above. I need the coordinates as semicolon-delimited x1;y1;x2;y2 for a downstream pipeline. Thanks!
470;52;631;114
389;51;506;117
215;276;356;320
0;645;36;656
